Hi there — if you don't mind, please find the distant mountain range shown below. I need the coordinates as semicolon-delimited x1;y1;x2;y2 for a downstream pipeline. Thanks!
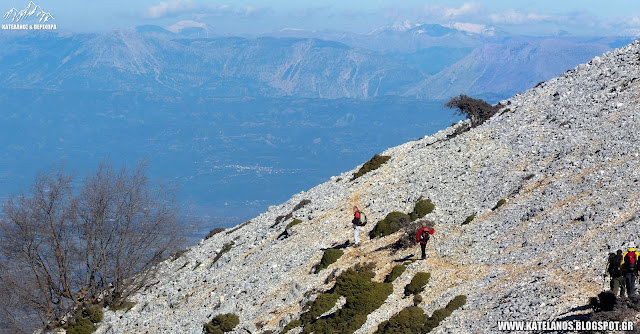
0;25;632;102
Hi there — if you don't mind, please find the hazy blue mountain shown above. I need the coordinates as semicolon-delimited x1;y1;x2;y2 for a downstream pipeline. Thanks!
407;36;634;102
0;30;426;99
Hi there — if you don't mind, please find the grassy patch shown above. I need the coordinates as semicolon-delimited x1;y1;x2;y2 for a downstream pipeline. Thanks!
351;154;391;181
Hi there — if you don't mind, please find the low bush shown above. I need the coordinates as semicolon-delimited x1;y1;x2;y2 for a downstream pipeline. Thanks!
227;221;251;234
409;199;435;221
303;265;393;334
210;242;234;267
287;265;393;334
66;306;103;334
316;249;344;272
369;212;410;239
203;313;240;333
375;295;466;333
293;199;311;211
404;272;430;296
282;320;302;333
384;265;406;283
109;301;135;312
299;292;340;324
285;219;303;230
66;315;95;334
205;227;226;240
351;154;391;181
462;214;475;225
413;294;423;306
493;199;506;210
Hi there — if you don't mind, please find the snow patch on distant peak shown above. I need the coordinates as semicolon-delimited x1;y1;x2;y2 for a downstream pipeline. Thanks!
166;20;208;33
446;22;496;36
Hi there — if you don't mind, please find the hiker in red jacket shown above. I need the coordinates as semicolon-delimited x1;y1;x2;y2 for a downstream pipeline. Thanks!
352;206;362;245
415;220;435;260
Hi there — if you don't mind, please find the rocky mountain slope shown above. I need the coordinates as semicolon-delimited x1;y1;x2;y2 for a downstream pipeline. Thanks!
94;40;640;333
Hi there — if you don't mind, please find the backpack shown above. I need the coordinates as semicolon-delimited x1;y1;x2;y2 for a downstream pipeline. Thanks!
354;212;367;227
609;254;623;277
419;228;430;243
625;251;637;272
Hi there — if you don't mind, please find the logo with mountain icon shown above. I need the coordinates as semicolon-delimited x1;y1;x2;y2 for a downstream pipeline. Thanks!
3;1;56;30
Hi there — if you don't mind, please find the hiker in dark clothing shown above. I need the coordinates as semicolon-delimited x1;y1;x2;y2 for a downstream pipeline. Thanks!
415;220;435;260
621;242;639;296
605;250;626;297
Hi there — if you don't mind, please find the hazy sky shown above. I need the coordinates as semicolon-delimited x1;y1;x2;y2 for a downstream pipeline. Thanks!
3;0;640;36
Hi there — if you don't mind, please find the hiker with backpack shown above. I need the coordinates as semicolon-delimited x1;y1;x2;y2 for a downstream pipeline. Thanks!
621;242;639;295
415;220;435;260
352;206;366;246
605;250;626;296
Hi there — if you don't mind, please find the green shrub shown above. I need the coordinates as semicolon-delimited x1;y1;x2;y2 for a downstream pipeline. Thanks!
66;315;96;334
285;219;303;230
211;242;234;266
494;199;506;210
413;294;423;306
351;154;391;181
447;295;467;310
282;320;302;333
409;199;435;221
369;212;410;238
375;295;467;334
462;214;475;225
300;292;340;324
109;301;135;312
404;272;430;296
296;265;393;334
316;249;344;272
227;221;251;234
374;307;425;334
82;306;103;323
384;265;406;283
203;313;240;333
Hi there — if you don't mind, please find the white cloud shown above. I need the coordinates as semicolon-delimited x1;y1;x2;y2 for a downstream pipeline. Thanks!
423;3;484;19
489;9;552;24
144;0;197;19
144;1;267;20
